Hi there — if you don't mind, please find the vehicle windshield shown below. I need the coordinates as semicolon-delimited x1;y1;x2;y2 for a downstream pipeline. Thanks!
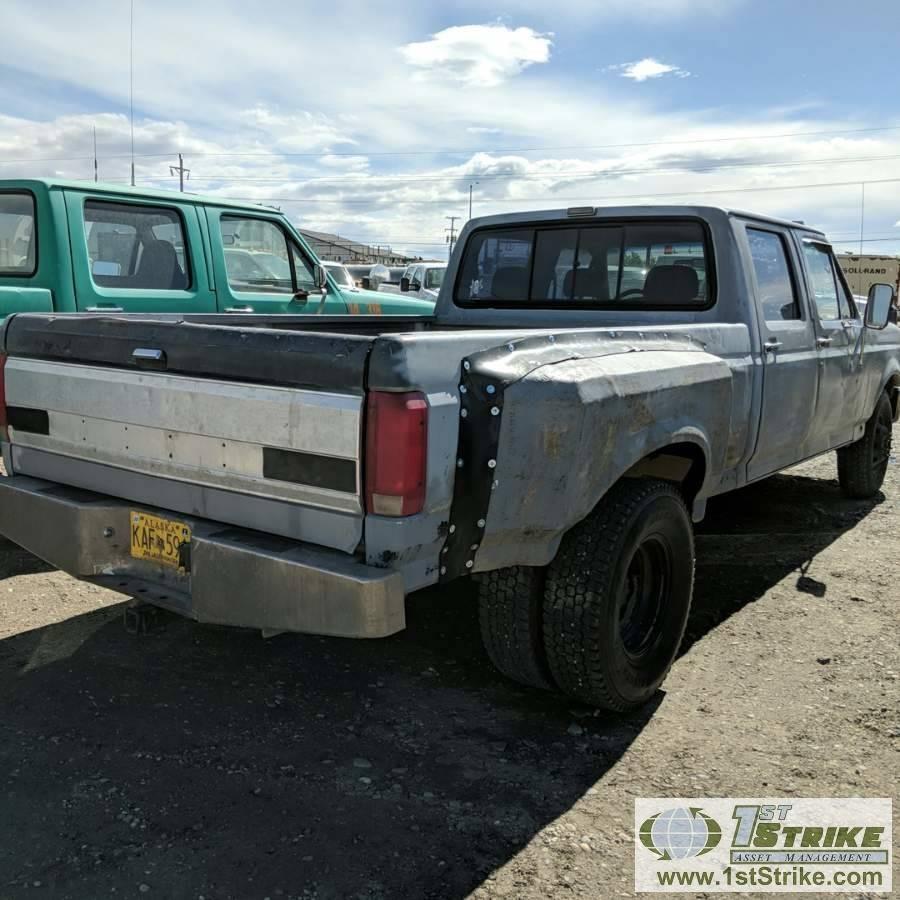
425;268;446;290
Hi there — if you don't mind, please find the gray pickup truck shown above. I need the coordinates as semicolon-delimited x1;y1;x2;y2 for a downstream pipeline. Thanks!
1;205;897;712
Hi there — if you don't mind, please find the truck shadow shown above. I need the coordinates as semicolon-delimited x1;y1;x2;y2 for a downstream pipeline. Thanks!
685;468;883;654
0;468;881;899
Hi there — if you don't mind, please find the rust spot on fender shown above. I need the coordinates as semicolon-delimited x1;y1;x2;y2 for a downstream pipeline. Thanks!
541;425;568;459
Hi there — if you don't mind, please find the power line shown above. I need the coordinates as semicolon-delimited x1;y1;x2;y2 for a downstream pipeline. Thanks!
148;153;900;186
2;123;900;166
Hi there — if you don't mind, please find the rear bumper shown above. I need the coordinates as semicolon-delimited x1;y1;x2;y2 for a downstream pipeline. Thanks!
0;475;405;638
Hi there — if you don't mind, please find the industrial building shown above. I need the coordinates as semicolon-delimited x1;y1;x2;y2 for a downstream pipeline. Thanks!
297;228;412;265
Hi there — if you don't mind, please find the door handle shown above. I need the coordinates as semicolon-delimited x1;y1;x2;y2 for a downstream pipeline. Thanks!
816;337;833;347
763;338;782;352
85;306;124;313
131;348;166;369
225;306;254;313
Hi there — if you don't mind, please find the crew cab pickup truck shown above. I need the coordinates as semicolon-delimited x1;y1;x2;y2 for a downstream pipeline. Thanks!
1;205;897;712
0;179;434;317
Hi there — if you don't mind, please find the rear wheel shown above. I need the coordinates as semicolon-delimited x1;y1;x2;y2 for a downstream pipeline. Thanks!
837;391;893;499
543;478;694;711
478;566;554;691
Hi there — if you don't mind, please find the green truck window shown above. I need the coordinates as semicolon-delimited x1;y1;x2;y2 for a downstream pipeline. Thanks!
221;216;296;294
0;193;36;276
83;200;191;290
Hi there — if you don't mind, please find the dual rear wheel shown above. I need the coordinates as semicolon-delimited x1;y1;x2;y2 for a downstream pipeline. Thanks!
478;478;694;712
479;391;895;710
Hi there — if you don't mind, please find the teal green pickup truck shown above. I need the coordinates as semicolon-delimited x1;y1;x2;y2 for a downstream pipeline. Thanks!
0;179;434;317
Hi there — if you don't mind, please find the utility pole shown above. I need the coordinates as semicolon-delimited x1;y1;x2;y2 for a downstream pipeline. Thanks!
129;0;135;186
92;126;98;182
445;215;460;258
859;182;866;255
169;153;190;192
468;181;479;220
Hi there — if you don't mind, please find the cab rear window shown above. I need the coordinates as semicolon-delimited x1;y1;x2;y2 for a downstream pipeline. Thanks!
0;192;36;276
455;220;711;308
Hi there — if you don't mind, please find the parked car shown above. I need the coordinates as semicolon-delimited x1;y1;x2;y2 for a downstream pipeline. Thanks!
365;264;408;292
345;264;373;289
379;263;447;300
1;205;897;712
0;180;434;316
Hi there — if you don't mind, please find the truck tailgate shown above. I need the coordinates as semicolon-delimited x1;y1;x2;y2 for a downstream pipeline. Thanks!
1;314;375;552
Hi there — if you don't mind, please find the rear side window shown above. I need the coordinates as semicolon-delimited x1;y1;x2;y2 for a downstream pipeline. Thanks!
84;201;190;290
456;221;710;307
0;192;36;276
747;228;800;321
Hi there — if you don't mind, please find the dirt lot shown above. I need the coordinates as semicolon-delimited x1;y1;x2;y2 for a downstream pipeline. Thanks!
0;437;897;900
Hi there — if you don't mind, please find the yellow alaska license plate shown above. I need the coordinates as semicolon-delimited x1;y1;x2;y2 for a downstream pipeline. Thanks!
130;511;191;570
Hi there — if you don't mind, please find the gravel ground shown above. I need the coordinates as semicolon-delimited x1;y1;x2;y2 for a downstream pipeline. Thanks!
0;437;897;900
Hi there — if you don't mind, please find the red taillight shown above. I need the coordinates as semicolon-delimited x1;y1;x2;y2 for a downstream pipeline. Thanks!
365;391;428;517
0;353;8;441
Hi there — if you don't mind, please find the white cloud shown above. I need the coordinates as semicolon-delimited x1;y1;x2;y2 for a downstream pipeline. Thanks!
0;2;898;258
399;25;552;87
613;58;691;82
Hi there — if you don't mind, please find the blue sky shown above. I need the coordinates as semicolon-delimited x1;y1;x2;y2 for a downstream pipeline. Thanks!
0;0;898;258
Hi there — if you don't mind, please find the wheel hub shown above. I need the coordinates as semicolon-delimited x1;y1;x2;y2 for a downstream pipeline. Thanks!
618;537;669;657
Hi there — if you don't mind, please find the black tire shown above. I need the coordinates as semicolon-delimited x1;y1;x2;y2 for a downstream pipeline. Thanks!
478;566;555;691
837;391;893;499
543;478;694;711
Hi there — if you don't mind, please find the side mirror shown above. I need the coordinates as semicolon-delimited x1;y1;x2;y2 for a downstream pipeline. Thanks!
314;264;328;291
864;283;895;330
400;277;410;293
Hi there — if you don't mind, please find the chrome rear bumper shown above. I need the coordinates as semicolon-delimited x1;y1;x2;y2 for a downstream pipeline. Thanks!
0;475;405;638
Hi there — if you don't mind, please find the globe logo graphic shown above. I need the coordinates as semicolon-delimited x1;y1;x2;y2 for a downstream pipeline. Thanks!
639;808;722;860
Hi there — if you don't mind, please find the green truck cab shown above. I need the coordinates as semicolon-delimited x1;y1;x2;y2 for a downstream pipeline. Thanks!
0;180;434;317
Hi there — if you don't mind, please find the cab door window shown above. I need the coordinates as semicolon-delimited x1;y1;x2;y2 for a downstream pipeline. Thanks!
292;244;317;292
221;216;295;294
83;201;190;289
802;242;854;321
747;228;800;321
